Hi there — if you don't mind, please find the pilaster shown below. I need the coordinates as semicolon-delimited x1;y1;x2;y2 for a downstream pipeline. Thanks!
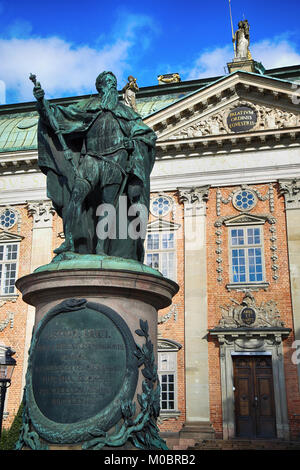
279;179;300;391
22;200;55;392
177;186;214;438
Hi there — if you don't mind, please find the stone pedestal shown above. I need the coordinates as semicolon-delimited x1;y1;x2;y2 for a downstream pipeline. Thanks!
227;59;263;74
15;257;178;450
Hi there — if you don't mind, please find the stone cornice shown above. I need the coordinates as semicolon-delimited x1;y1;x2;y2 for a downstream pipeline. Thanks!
0;150;38;172
156;128;300;154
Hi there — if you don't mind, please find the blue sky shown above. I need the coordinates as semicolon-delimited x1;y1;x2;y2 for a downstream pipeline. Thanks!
0;0;300;104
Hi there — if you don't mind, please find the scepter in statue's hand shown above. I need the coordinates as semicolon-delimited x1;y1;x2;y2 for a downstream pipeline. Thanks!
29;73;77;173
30;73;45;101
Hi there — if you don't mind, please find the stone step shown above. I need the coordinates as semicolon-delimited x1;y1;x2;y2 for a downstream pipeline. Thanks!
187;439;300;451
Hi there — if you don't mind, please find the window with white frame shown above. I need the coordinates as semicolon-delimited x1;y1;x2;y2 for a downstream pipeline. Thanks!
0;243;19;295
158;350;178;412
145;231;176;281
229;225;264;283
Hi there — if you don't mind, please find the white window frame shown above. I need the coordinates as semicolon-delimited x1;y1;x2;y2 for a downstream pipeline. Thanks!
229;224;266;285
145;230;177;282
158;351;178;412
157;339;182;418
0;242;20;296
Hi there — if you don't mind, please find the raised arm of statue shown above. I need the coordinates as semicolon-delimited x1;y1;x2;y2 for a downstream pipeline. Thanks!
30;74;76;167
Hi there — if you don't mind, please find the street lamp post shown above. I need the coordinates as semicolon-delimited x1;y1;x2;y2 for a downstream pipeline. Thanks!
0;347;16;439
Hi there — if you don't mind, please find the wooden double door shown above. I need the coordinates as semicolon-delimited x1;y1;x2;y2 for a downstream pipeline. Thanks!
233;355;277;439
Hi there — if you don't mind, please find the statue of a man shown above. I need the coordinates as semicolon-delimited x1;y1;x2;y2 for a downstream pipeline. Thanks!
33;71;156;262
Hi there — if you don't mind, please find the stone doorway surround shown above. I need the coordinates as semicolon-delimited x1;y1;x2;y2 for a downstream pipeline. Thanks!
209;292;291;440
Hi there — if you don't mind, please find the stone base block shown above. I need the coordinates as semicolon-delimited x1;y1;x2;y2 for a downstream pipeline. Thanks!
16;263;178;451
227;59;262;74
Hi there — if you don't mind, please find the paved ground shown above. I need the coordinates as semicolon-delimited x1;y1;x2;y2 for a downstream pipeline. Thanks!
186;439;300;450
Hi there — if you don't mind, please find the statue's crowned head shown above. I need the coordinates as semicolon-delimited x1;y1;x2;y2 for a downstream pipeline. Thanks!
95;71;117;93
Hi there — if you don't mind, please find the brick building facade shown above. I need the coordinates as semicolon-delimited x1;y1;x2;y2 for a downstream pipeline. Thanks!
1;57;300;446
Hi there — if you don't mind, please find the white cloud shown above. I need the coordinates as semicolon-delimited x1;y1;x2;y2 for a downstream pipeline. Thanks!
0;13;158;103
0;80;5;104
184;36;300;80
186;45;233;80
251;39;300;69
0;36;134;102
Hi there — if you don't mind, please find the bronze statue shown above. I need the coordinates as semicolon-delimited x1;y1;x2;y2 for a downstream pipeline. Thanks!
31;71;156;262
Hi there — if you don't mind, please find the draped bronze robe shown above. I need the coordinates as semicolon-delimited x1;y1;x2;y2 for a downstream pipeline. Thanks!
36;97;156;261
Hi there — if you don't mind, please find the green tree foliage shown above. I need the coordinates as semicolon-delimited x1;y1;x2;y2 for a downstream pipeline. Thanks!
0;402;23;450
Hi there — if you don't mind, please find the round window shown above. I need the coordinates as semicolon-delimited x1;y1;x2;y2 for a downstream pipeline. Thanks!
0;209;17;229
232;190;257;212
150;196;172;217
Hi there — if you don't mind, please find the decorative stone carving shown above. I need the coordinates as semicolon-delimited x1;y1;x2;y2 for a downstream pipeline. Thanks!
150;193;176;220
0;206;21;232
0;311;14;331
178;186;210;205
171;113;226;139
269;220;279;281
167;101;300;140
178;186;210;221
279;179;300;210
0;297;17;309
260;106;300;130
158;303;178;324
216;184;274;216
27;200;55;229
218;291;285;329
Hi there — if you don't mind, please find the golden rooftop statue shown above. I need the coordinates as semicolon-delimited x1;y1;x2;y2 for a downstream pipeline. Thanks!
157;73;181;85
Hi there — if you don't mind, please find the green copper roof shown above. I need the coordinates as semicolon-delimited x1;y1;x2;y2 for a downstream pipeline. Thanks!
1;63;299;154
0;93;186;153
137;92;188;117
0;112;38;152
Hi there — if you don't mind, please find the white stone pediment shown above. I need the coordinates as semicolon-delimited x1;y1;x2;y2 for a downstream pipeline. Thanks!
223;213;267;226
144;71;300;143
147;219;180;232
0;230;24;242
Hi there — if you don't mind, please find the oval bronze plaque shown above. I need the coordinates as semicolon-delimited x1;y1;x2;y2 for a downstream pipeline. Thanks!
241;307;256;325
26;299;138;443
227;106;257;133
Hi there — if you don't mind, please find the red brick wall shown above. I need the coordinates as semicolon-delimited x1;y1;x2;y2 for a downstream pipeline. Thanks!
0;205;33;428
4;184;299;441
148;192;185;434
206;183;300;439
